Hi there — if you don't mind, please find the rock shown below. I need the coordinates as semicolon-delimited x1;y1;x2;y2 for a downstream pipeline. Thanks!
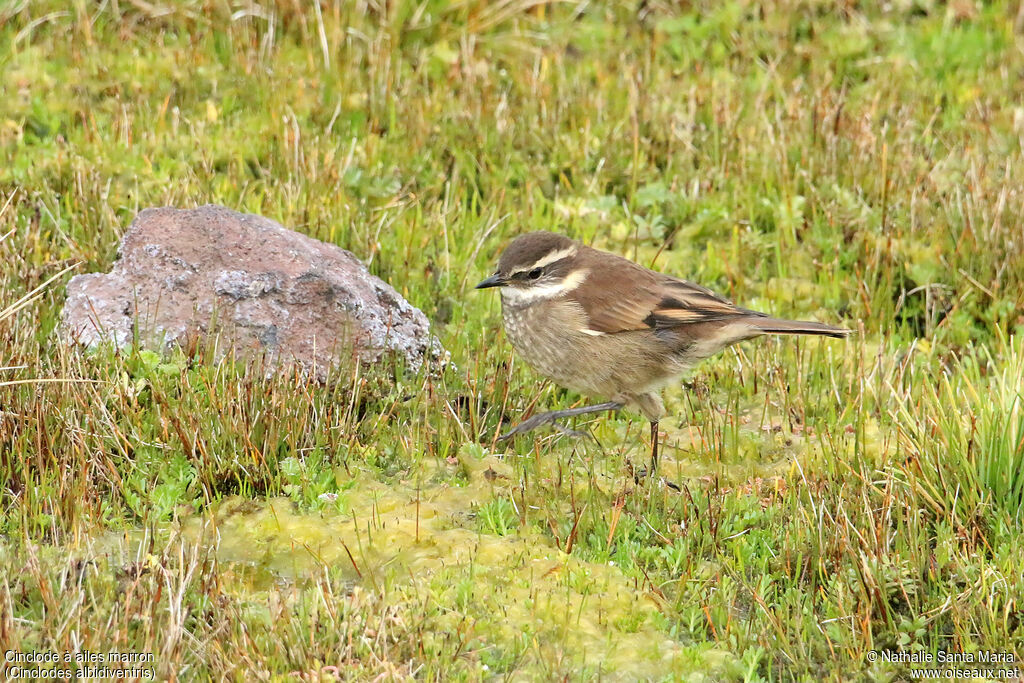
59;205;446;376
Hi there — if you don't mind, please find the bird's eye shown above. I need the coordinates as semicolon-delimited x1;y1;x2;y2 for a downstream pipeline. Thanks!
528;268;543;279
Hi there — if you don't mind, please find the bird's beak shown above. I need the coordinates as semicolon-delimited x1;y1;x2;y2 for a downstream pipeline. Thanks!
475;273;506;289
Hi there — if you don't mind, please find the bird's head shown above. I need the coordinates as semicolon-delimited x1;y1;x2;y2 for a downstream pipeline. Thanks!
475;232;588;303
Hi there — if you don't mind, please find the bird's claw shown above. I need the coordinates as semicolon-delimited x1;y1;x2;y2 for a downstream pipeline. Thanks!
498;416;597;443
631;465;681;491
497;402;623;443
497;412;556;441
551;422;599;442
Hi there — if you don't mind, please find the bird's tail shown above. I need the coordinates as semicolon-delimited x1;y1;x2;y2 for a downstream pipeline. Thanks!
751;316;851;339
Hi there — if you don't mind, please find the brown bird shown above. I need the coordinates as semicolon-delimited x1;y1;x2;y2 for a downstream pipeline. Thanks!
476;231;850;477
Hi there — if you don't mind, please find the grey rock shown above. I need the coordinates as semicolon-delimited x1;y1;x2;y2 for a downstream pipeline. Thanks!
59;205;446;376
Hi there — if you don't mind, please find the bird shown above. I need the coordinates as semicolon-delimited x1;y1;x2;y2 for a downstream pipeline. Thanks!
476;231;850;478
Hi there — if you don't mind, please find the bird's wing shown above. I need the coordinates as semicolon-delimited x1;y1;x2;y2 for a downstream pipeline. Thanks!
567;250;756;334
650;275;756;328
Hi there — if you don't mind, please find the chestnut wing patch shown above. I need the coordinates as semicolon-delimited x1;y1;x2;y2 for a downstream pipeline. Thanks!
643;279;752;329
568;257;754;334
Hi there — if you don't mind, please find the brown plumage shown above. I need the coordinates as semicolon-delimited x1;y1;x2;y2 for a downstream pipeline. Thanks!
477;231;850;477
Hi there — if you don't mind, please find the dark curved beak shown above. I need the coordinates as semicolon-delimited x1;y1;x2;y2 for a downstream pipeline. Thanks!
475;273;506;289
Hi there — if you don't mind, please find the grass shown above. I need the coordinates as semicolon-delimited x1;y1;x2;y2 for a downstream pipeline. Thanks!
2;1;1024;680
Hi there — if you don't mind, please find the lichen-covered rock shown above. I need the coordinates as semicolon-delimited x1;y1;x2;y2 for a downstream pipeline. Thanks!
59;205;446;376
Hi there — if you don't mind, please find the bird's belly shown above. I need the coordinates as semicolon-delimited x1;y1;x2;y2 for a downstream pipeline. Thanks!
502;304;586;390
500;301;691;399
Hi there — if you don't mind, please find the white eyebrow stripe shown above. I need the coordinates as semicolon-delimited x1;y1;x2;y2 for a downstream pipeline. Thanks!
507;245;579;274
499;268;589;303
579;328;604;336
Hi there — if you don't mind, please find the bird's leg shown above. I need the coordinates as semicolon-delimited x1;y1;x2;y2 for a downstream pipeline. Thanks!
633;420;679;490
649;419;659;474
497;401;624;442
632;421;660;481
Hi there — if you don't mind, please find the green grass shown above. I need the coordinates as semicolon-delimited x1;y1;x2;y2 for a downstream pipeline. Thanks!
3;1;1024;680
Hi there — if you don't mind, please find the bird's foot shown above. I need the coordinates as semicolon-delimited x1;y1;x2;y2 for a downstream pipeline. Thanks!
497;411;563;441
497;401;623;443
550;422;598;442
630;464;681;491
497;413;596;443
